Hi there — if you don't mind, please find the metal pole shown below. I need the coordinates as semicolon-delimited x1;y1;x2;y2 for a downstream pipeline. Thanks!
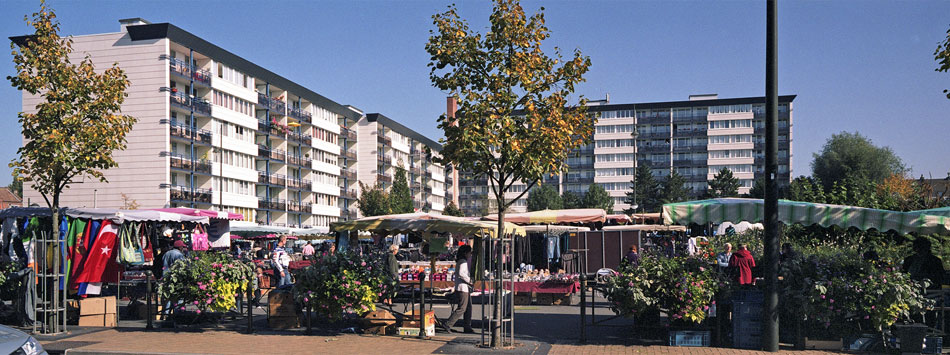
418;273;426;339
579;273;587;343
146;271;153;329
763;0;780;351
246;288;253;333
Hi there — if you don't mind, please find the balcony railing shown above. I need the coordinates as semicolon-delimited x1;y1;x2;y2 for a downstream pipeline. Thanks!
288;107;312;124
288;131;312;145
287;201;312;213
377;173;392;183
564;175;593;183
258;145;286;161
258;198;286;211
343;149;357;160
166;153;211;174
167;120;212;145
638;131;670;139
673;128;708;137
410;166;423;176
672;115;708;122
377;134;391;145
287;155;312;168
168;90;211;116
166;185;212;204
673;159;692;166
256;92;286;114
378;154;392;165
258;171;287;186
287;177;311;191
637;114;671;124
340;188;358;199
571;147;595;155
568;162;594;170
638;144;671;153
340;127;357;140
166;56;211;86
341;168;357;180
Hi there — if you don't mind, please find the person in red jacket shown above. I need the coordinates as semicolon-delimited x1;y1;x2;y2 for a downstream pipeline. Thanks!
728;244;756;285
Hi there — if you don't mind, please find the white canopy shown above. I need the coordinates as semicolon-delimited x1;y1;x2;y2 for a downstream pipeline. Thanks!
522;224;590;235
0;206;209;224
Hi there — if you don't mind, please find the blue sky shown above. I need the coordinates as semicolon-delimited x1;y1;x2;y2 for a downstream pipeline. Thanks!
1;0;948;186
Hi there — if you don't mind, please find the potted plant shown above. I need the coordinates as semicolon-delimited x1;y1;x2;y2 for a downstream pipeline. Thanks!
158;251;253;324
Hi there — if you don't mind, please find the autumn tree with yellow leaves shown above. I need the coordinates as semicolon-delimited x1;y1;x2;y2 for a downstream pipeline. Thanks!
426;0;593;346
8;3;136;240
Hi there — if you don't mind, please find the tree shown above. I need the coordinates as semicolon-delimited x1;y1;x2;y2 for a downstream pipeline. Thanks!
936;25;950;99
390;167;413;213
7;178;22;199
120;193;139;210
527;184;562;211
788;176;825;203
748;176;766;199
357;182;390;217
427;0;593;346
811;132;906;191
707;167;740;198
562;190;583;209
624;164;660;214
8;4;136;256
660;170;690;204
442;201;464;217
583;183;613;213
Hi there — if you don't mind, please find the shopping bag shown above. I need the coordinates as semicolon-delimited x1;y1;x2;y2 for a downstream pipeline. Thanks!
119;223;145;265
192;225;210;251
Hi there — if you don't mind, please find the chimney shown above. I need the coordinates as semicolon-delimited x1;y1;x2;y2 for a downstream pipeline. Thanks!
119;18;150;32
446;96;458;120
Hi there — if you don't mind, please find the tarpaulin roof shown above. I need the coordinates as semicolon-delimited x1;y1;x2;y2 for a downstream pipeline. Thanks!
908;206;950;217
150;208;243;220
482;208;606;224
606;214;632;223
0;206;209;224
662;198;950;235
602;224;687;232
331;214;524;237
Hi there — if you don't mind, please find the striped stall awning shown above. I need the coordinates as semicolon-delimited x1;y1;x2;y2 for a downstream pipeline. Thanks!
662;198;950;235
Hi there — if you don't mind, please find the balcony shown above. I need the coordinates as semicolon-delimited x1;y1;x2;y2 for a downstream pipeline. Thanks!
377;134;392;145
287;178;311;191
673;128;707;137
166;185;212;204
459;178;487;187
410;166;423;176
638;131;670;139
166;56;211;87
377;173;392;183
258;198;286;211
637;114;671;124
341;168;357;180
568;162;594;170
378;154;392;165
256;92;286;114
638;144;671;153
288;107;312;124
673;159;692;166
166;153;211;174
672;115;707;122
571;147;595;155
754;142;765;150
754;156;790;165
287;201;312;213
343;149;357;160
340;127;357;140
168;90;211;117
166;120;212;145
340;188;358;199
258;145;286;162
288;131;312;145
564;175;593;183
287;155;312;168
257;171;287;187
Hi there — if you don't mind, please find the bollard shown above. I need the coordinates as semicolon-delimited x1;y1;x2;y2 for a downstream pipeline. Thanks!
246;288;253;333
145;271;153;330
418;272;426;339
579;273;587;343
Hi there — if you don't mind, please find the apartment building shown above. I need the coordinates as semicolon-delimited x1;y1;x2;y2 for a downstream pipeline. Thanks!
456;94;795;216
14;18;445;230
356;113;449;214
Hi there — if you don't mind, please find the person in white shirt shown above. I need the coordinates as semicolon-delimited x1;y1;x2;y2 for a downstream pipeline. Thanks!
272;236;292;287
445;245;474;333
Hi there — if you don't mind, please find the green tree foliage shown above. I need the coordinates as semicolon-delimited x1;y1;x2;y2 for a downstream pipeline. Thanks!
357;182;391;217
562;190;582;209
707;167;740;198
8;3;136;246
527;184;562;211
442;201;464;217
788;176;826;203
583;183;613;213
935;25;950;99
811;132;906;191
747;176;765;198
660;170;690;204
624;164;660;214
390;167;414;213
7;179;22;199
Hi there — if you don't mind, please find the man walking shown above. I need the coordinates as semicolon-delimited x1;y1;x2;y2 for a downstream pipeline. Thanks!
445;245;474;333
272;236;292;287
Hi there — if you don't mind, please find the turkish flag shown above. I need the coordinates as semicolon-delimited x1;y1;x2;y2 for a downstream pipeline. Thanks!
73;220;119;284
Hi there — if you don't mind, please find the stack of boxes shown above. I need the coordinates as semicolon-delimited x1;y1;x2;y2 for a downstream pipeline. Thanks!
398;309;435;337
77;296;117;327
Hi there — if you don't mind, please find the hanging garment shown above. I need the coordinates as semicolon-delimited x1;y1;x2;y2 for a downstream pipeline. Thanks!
192;224;209;251
119;222;145;265
73;220;119;284
546;236;559;262
64;218;87;289
140;224;154;264
3;217;20;263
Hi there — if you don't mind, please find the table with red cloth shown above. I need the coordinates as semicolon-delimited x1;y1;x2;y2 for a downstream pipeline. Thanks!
398;280;579;294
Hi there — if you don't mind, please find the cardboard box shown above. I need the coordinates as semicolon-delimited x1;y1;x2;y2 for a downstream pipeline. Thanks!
363;310;396;326
268;315;299;330
407;310;436;328
364;324;395;335
103;296;117;314
398;325;435;337
535;293;553;305
103;313;117;327
79;297;105;316
78;314;105;327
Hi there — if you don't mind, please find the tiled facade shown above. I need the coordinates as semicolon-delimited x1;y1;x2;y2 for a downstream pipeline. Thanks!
17;19;450;230
457;94;795;216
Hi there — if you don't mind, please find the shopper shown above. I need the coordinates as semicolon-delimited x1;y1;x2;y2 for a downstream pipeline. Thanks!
728;244;756;286
302;242;315;260
272;236;292;287
780;243;798;263
385;244;400;305
902;238;945;289
162;240;187;273
717;243;733;269
445;245;474;333
624;244;639;267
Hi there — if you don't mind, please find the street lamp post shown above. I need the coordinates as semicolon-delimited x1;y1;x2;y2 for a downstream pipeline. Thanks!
631;128;639;213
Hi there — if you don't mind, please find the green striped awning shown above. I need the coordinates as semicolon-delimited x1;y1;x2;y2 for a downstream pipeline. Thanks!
908;206;950;217
662;198;950;235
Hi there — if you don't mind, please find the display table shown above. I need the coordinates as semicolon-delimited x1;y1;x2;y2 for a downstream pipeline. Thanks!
398;280;579;294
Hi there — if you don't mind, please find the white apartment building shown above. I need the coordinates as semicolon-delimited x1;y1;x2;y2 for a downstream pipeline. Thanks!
15;18;449;229
457;94;795;216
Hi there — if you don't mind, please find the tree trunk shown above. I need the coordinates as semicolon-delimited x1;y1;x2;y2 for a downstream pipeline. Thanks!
51;194;61;333
491;204;505;348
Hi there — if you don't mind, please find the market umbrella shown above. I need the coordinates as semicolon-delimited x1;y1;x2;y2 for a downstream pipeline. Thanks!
662;198;950;235
150;208;244;220
482;208;607;224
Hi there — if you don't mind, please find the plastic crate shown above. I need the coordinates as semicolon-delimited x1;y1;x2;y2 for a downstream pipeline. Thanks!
735;290;764;302
733;301;763;321
733;319;763;349
922;336;943;354
669;330;711;347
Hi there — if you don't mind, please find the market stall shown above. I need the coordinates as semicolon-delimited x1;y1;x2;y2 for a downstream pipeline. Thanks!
482;208;606;224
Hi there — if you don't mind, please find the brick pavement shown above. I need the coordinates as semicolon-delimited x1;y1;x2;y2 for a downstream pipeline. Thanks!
39;328;840;355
